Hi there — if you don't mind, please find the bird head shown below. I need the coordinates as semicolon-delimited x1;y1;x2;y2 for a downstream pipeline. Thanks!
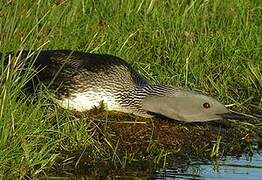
141;88;255;122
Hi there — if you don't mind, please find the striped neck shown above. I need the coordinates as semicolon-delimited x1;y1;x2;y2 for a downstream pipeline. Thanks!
135;84;177;97
115;84;176;118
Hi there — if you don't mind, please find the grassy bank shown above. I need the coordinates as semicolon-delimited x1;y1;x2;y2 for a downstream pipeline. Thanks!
0;0;261;178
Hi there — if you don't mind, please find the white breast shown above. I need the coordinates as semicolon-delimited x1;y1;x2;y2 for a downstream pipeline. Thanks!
54;91;122;112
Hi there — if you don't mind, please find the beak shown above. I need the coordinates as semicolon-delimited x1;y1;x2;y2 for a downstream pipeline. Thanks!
220;110;257;120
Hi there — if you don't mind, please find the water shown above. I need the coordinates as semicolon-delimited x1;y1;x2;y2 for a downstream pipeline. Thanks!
52;152;262;179
50;139;262;179
152;153;262;179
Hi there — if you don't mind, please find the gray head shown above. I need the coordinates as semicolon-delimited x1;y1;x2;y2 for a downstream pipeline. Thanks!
141;87;255;122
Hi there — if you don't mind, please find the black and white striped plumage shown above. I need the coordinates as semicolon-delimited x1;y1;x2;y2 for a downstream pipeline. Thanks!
2;50;168;117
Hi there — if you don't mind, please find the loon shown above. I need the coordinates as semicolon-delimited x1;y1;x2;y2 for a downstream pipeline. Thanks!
0;50;255;122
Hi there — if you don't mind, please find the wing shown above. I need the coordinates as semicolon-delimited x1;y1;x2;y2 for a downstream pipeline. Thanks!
2;50;150;97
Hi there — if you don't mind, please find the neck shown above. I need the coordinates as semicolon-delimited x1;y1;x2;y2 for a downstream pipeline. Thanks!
136;84;176;96
131;84;176;105
116;85;174;118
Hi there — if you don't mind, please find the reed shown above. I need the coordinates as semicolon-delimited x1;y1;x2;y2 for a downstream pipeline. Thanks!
0;0;261;178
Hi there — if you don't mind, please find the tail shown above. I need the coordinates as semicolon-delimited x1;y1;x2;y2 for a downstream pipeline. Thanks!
0;51;14;65
0;51;32;66
0;51;9;65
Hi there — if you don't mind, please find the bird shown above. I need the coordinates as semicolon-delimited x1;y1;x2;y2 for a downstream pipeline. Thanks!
0;49;255;122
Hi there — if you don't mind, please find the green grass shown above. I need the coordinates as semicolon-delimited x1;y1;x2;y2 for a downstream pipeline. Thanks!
0;0;261;178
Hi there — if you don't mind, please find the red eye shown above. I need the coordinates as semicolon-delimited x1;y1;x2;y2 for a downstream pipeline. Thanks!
203;102;210;109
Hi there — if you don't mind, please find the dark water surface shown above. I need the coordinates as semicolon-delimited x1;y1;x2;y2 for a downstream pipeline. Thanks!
49;151;262;179
48;130;262;179
152;152;262;179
